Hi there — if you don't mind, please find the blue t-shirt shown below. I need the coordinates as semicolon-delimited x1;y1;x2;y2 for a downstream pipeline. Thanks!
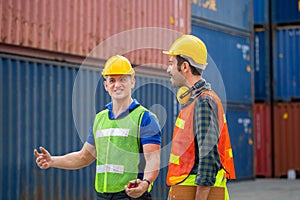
86;99;161;146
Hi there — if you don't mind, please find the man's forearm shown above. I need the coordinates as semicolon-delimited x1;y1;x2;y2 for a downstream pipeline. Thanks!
143;144;160;183
51;152;89;169
51;142;96;169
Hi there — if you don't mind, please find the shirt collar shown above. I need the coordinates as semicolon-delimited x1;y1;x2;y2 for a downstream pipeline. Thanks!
106;98;141;119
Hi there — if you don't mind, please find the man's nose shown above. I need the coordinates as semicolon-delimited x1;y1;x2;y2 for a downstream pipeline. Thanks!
114;80;121;87
167;65;172;73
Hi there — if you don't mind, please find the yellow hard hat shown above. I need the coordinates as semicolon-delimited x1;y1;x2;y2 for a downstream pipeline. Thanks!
163;35;208;69
102;55;135;78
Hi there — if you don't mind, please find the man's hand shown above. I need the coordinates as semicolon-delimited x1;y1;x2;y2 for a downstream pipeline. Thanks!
33;146;52;169
125;179;148;198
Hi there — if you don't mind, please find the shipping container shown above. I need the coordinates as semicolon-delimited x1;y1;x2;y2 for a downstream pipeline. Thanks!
227;103;254;180
191;0;252;31
273;26;300;101
191;24;253;104
272;0;300;25
253;0;269;25
0;0;190;68
273;102;300;177
254;103;272;177
0;53;179;200
0;54;97;200
254;28;271;102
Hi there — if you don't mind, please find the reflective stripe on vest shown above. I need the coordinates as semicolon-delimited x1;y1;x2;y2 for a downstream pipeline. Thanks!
96;164;125;174
96;128;130;137
166;90;236;186
93;106;146;193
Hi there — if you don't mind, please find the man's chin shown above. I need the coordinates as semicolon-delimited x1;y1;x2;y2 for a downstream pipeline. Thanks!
112;94;124;100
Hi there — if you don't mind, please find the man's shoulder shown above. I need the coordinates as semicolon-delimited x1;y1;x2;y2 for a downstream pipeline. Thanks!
197;89;214;101
195;90;218;107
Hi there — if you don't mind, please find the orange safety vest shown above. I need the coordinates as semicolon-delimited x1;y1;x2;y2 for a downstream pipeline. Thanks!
166;90;236;186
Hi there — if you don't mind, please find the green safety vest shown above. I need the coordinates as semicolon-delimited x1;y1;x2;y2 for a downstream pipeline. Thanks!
93;105;147;193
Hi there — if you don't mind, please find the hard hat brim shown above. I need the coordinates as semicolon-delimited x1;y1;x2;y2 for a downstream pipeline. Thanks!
162;50;175;55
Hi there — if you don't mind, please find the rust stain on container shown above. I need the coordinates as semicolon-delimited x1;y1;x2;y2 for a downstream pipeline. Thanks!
0;0;191;68
254;103;272;177
273;102;300;177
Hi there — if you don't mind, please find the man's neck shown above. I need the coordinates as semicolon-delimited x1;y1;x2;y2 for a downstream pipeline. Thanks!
112;97;133;118
186;76;202;88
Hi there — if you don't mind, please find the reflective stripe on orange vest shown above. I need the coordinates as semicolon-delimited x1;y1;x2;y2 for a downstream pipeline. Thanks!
166;90;236;186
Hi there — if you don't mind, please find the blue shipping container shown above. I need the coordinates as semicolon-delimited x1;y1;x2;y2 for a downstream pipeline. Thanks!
0;53;178;200
0;55;97;200
273;27;300;101
191;0;252;31
272;0;300;24
226;104;254;180
253;0;269;25
254;29;271;101
192;24;253;104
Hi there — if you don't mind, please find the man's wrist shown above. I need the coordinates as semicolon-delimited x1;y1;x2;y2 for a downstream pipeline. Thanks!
142;178;151;186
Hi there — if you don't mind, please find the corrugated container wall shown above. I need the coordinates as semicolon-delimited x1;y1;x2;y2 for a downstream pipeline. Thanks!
0;54;97;200
273;27;300;101
191;0;254;180
0;53;178;200
273;102;300;177
272;0;300;25
191;24;252;104
0;0;190;68
191;0;251;32
254;103;272;177
254;29;271;101
227;104;254;180
253;0;269;25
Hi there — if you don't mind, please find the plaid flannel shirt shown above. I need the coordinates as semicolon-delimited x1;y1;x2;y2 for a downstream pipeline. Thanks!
188;80;221;186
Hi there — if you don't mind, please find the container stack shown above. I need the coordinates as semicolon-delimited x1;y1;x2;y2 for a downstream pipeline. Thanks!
253;0;273;178
0;1;191;199
191;0;254;180
0;0;275;199
254;0;300;178
272;0;300;178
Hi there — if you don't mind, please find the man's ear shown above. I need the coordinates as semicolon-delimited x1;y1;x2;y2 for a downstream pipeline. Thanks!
131;77;136;89
181;61;190;73
103;81;108;91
